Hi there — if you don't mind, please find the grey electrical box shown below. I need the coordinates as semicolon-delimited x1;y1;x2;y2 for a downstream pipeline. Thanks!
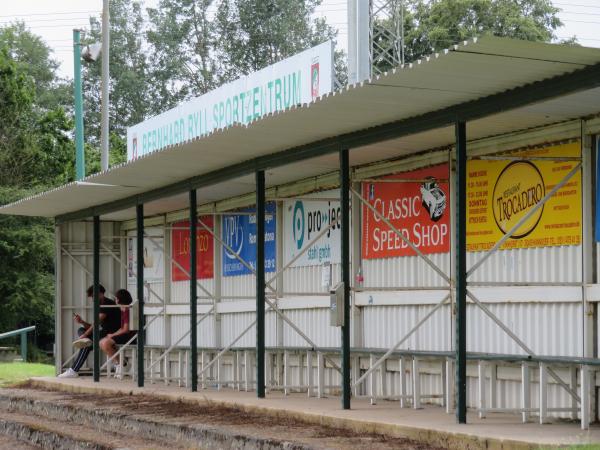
330;282;345;327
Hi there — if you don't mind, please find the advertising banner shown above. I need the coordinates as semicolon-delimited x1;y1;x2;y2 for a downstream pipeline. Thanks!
283;190;341;267
127;41;334;160
171;217;214;281
362;164;450;259
127;228;164;282
466;142;581;251
222;203;276;276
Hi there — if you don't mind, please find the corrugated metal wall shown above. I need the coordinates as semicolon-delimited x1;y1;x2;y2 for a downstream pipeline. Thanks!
58;128;594;421
58;221;122;370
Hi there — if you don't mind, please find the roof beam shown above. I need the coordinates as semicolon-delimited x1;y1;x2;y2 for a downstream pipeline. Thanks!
56;60;600;223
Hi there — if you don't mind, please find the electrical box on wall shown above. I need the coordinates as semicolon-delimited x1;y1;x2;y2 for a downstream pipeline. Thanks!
330;282;345;327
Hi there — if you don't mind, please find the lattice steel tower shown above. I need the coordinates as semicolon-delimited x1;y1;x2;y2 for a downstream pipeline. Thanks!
370;0;404;75
348;0;404;83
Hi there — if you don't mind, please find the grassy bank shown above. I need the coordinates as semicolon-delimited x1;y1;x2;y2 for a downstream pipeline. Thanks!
0;362;54;386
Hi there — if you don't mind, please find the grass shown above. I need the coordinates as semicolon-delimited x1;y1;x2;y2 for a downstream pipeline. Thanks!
0;362;54;387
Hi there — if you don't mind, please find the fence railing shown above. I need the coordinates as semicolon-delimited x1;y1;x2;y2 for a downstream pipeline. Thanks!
0;326;36;362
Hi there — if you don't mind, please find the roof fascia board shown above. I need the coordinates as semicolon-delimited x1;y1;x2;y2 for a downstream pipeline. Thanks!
56;61;600;224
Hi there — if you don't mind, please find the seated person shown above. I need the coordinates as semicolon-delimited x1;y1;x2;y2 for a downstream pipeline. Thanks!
100;289;137;374
58;284;120;378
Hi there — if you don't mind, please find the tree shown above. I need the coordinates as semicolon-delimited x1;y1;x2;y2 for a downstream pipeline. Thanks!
0;187;55;343
82;0;149;150
373;0;563;72
0;22;71;112
147;0;218;113
214;0;338;81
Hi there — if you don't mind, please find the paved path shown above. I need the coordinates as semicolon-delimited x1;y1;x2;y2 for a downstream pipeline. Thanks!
29;376;600;449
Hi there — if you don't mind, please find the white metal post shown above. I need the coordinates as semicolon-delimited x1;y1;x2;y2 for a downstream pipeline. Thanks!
413;358;421;409
317;352;325;398
370;354;377;405
352;355;360;397
244;350;252;392
400;357;408;408
445;359;454;414
489;363;497;410
478;361;486;419
100;0;109;171
581;365;590;430
539;363;547;424
284;351;290;395
379;358;387;401
522;364;530;423
571;366;578;420
307;351;314;397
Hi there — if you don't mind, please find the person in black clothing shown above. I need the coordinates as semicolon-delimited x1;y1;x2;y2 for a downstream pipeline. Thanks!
58;284;121;378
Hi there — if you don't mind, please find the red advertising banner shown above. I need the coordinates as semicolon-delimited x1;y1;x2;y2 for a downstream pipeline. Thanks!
171;216;214;281
362;164;450;259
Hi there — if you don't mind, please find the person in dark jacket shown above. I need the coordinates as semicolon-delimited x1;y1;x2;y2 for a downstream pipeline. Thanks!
58;284;120;378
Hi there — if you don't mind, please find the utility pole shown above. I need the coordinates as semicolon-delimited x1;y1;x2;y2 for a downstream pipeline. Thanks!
100;0;110;171
347;0;370;84
73;29;85;180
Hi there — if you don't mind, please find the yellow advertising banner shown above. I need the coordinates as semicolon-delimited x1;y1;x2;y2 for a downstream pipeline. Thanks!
466;141;581;252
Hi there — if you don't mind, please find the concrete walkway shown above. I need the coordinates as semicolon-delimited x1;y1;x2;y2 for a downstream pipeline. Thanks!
29;377;600;449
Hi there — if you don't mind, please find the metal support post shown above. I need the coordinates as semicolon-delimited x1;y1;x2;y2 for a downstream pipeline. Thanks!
581;365;590;429
136;204;145;387
399;357;408;408
489;362;497;411
571;366;578;420
539;362;547;424
317;352;325;398
478;361;486;419
100;0;110;171
284;351;290;395
307;351;314;397
522;364;531;423
190;190;198;392
455;121;467;423
340;148;351;410
370;354;377;405
445;359;454;414
93;216;100;382
72;29;85;180
256;170;266;398
412;358;421;409
20;332;27;362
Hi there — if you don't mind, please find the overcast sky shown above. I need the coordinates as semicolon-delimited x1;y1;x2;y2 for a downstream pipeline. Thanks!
1;0;599;79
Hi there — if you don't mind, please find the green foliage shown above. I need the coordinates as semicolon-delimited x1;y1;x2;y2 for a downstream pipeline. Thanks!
214;0;338;80
0;48;75;187
0;187;54;341
0;21;71;112
82;0;149;144
373;0;563;73
147;0;218;113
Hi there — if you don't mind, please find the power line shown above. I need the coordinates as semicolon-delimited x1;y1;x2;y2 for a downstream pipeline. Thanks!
0;10;100;19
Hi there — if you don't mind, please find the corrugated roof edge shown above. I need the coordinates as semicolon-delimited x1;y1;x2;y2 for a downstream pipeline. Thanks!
70;38;477;180
7;34;590;215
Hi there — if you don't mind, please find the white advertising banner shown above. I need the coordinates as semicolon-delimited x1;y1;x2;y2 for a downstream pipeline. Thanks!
284;190;341;267
127;41;334;160
127;228;164;282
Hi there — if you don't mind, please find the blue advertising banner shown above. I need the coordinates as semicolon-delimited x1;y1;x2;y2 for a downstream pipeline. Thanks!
222;202;276;276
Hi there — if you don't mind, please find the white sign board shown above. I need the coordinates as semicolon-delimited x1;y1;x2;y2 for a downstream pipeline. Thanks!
127;228;164;282
284;190;341;267
127;41;334;160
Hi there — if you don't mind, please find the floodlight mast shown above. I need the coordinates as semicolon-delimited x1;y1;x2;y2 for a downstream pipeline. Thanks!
100;0;110;172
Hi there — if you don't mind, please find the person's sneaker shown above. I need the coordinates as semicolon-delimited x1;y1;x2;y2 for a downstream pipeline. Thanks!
58;368;78;378
72;337;92;349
